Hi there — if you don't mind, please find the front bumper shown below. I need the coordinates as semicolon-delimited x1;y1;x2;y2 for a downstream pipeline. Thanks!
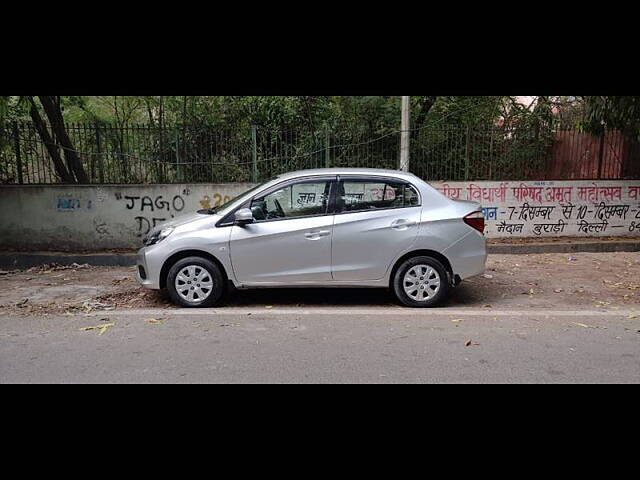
136;247;161;289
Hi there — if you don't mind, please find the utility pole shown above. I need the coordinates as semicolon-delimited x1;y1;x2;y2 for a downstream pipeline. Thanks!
399;96;410;171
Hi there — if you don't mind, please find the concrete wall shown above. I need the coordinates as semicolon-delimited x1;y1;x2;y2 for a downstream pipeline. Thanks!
1;180;639;250
0;184;254;250
433;180;640;238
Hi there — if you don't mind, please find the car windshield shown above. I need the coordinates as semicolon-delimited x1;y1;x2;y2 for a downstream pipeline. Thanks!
205;180;274;214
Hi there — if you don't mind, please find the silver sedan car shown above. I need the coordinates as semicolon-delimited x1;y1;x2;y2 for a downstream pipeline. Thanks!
136;168;486;308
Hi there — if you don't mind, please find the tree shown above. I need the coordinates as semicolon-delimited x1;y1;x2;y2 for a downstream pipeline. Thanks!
27;97;75;183
582;96;640;139
1;96;88;183
37;96;89;183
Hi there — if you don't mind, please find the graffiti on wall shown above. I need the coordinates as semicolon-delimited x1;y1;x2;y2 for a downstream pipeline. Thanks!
115;188;239;237
199;193;232;210
115;191;188;237
434;181;640;237
56;195;82;211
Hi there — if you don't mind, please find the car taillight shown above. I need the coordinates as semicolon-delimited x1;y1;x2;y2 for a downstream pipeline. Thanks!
464;211;485;233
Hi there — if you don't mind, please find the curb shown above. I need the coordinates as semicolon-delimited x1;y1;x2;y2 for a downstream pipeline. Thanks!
0;252;137;269
1;241;639;269
487;241;640;254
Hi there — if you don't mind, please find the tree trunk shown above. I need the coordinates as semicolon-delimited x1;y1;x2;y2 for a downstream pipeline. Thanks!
414;96;438;130
302;96;316;138
28;98;75;183
38;96;89;183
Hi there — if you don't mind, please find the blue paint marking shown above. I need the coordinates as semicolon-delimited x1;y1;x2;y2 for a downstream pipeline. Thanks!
482;206;498;220
57;197;81;211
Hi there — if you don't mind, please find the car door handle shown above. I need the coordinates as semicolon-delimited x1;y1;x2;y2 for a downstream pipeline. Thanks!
304;230;331;239
391;219;416;230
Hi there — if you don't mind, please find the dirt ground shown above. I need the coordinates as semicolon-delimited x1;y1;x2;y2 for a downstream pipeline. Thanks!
0;252;638;315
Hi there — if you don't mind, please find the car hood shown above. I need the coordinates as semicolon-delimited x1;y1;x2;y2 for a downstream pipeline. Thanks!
162;212;213;228
152;211;222;235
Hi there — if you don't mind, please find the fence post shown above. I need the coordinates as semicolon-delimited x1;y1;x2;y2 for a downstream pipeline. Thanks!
12;122;23;184
95;123;105;184
489;127;494;180
159;124;165;183
399;96;410;171
597;127;606;179
464;124;470;181
175;127;181;183
251;125;258;183
325;127;330;168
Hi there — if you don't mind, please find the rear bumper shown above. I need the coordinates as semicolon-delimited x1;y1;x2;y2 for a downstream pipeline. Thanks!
443;231;487;280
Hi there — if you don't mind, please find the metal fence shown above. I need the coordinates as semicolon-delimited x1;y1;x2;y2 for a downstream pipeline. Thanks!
1;121;638;184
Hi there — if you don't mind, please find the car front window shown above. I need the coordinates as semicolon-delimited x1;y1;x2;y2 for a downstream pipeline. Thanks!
251;180;331;220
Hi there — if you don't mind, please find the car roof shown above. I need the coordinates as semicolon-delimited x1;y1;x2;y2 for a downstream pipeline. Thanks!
275;168;421;182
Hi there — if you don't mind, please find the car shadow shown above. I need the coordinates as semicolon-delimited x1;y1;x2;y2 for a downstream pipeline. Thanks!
219;281;499;308
443;281;493;307
222;287;398;307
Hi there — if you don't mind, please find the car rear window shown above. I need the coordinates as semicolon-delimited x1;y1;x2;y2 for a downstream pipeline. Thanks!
339;180;420;212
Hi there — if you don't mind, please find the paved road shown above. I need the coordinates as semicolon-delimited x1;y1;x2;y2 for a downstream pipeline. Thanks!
2;252;639;383
2;305;639;383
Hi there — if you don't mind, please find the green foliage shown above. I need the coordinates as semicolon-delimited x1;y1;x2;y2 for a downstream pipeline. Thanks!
582;96;640;139
425;96;504;127
5;95;622;184
1;95;550;133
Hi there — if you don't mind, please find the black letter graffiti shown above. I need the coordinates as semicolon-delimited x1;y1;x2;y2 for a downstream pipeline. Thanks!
173;195;185;212
135;216;151;237
124;196;139;209
140;196;154;212
155;196;170;211
125;193;187;237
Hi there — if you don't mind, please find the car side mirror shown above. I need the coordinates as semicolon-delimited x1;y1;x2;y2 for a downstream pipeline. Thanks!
234;208;254;226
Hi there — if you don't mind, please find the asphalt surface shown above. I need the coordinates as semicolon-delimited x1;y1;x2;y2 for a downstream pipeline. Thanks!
1;306;639;383
1;251;639;383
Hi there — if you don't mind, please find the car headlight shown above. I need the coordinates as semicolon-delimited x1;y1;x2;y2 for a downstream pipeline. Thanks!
143;226;175;246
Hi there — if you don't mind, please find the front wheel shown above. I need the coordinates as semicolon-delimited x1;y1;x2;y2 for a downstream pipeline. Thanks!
392;256;449;308
167;257;224;308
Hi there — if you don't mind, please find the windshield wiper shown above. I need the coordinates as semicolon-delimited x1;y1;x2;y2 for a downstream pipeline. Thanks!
196;207;218;215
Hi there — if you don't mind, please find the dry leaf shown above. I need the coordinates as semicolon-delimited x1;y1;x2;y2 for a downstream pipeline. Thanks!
572;322;593;329
80;323;115;335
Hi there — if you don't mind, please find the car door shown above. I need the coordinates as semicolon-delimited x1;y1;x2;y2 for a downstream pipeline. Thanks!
331;176;422;281
229;177;336;285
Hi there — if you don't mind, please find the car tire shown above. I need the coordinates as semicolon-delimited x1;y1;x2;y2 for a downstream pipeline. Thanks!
393;256;450;308
167;256;225;308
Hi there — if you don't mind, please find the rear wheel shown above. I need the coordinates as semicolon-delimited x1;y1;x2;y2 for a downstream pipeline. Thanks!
393;256;449;307
167;257;224;308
